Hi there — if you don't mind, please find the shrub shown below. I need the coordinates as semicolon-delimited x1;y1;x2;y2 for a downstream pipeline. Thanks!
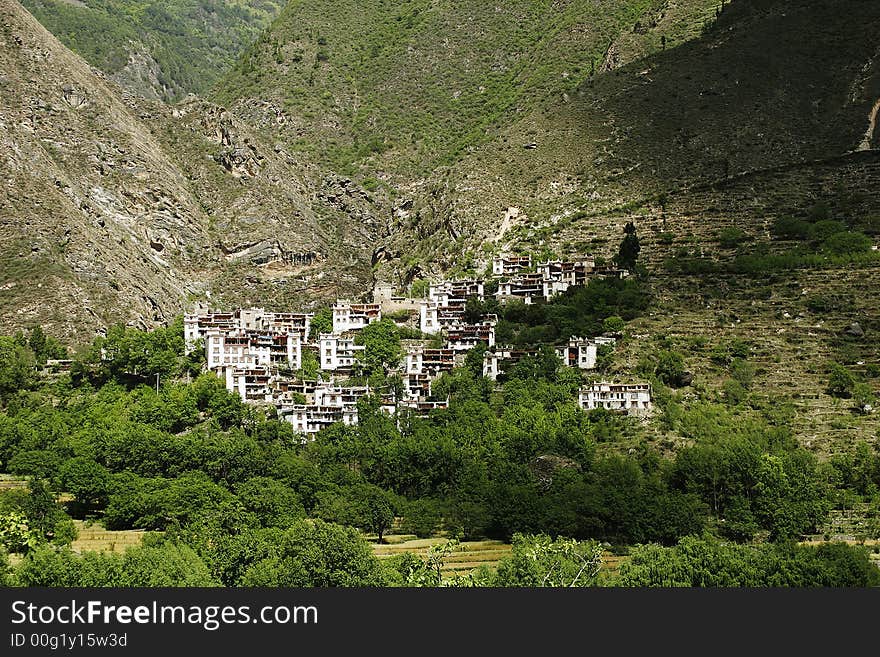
809;220;848;242
827;363;855;398
821;231;872;256
771;216;811;241
655;350;686;387
717;227;748;249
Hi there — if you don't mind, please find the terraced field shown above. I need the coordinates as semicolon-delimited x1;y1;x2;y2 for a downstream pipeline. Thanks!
373;535;631;582
69;520;153;555
0;474;28;491
372;536;512;579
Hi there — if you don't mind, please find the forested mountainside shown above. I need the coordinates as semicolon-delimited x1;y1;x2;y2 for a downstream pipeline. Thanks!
216;0;724;178
371;0;880;282
20;0;283;102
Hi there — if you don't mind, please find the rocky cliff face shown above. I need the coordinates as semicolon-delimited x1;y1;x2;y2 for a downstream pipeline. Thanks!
0;0;379;342
0;0;208;340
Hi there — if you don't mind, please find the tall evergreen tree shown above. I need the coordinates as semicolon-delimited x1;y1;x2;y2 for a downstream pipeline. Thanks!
615;222;641;273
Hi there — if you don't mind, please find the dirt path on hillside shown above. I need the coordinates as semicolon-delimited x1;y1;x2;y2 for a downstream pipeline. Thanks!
857;97;880;151
493;206;521;246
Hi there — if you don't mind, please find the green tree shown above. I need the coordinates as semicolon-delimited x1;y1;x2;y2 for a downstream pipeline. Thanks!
409;279;430;299
0;336;36;400
59;457;111;514
827;363;855;398
298;349;320;379
27;326;47;365
852;383;875;414
239;519;387;586
0;511;41;553
491;534;604;587
400;498;442;538
614;221;641;273
602;315;625;334
21;479;76;547
656;350;686;387
717;227;747;249
234;477;305;528
821;231;872;255
355;318;401;375
753;452;829;541
314;483;397;543
617;535;880;587
14;540;217;587
309;307;332;339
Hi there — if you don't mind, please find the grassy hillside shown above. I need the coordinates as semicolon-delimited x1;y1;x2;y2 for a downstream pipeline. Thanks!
216;0;721;177
394;0;880;266
20;0;283;101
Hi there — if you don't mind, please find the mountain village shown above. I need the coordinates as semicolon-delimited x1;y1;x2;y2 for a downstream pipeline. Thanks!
184;254;653;438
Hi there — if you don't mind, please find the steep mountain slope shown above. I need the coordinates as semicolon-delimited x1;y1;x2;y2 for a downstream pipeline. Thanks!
0;0;210;339
216;0;722;178
214;0;879;450
0;0;377;342
213;0;880;285
20;0;283;102
373;0;880;277
363;0;880;452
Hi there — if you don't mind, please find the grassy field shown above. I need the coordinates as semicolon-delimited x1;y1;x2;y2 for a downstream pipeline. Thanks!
69;520;153;555
0;474;28;491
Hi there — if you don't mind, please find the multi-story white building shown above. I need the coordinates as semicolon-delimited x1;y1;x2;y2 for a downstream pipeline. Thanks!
397;399;450;416
281;404;358;437
555;336;616;371
419;301;467;334
267;312;312;337
185;308;311;353
319;333;365;372
405;346;458;377
280;384;397;437
313;385;371;407
403;372;433;401
446;321;496;352
428;279;484;305
542;278;571;300
536;257;596;283
495;273;545;305
492;255;532;276
332;301;381;333
205;329;302;371
221;365;275;404
481;347;540;381
185;311;236;352
490;256;629;306
578;382;652;416
419;301;441;334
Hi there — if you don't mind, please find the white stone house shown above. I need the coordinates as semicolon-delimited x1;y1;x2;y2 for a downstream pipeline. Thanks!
332;301;381;333
221;365;275;404
205;329;302;371
578;382;652;416
319;333;365;371
492;255;532;277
